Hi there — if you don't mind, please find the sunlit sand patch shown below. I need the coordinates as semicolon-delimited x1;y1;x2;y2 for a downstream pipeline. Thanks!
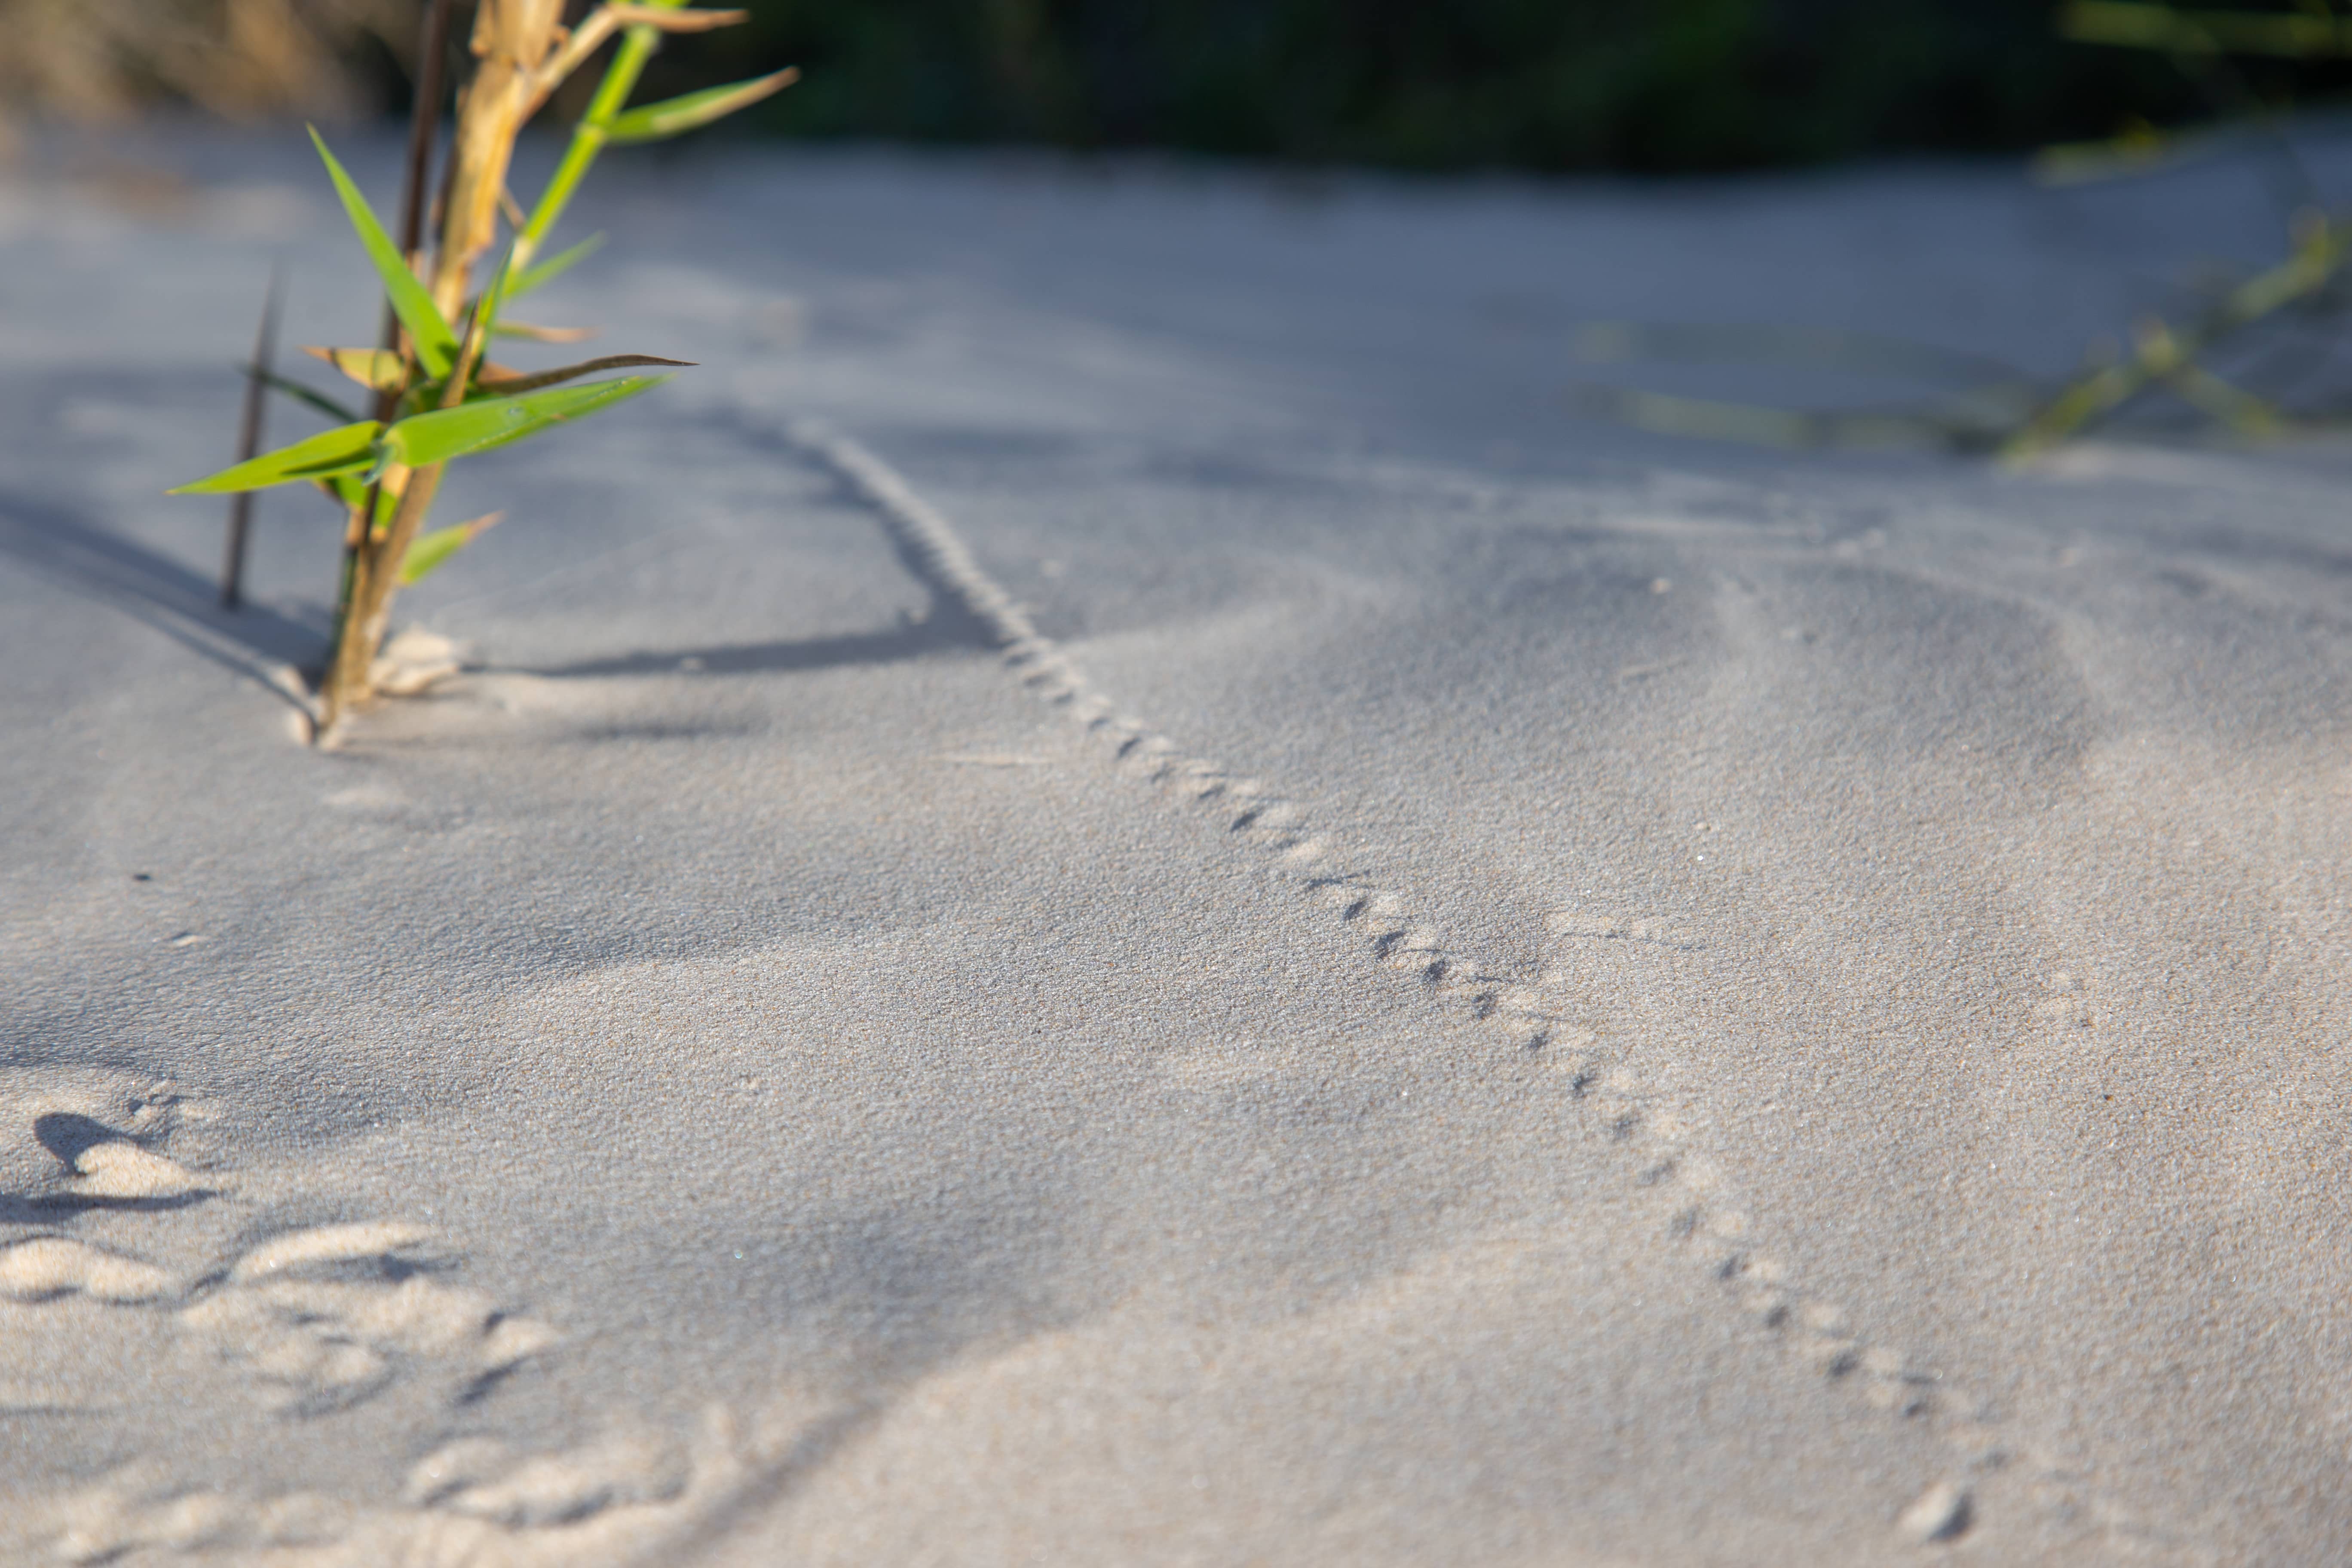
71;1141;208;1201
0;1237;174;1305
227;1220;440;1284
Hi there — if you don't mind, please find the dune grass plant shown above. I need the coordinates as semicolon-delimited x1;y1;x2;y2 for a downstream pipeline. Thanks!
172;0;795;735
1569;0;2352;462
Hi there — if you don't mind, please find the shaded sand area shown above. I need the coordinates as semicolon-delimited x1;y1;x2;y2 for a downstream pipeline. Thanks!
0;128;2347;1563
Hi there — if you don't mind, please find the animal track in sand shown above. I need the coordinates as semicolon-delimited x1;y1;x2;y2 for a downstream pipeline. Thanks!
0;1236;175;1303
0;1062;829;1564
3;1075;554;1420
798;419;2189;1561
181;1222;560;1415
2;1076;214;1218
52;1405;798;1566
0;1063;584;1563
404;1424;688;1526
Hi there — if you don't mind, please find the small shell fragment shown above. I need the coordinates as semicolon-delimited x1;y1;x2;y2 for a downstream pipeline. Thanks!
1896;1481;1971;1544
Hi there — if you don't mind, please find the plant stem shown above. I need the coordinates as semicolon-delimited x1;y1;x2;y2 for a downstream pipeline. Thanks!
316;0;707;734
322;1;570;732
324;0;456;729
429;0;570;322
321;467;441;715
510;0;692;276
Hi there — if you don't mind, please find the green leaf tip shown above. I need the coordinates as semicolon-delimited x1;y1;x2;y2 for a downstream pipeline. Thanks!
605;67;800;144
508;234;606;300
308;126;459;379
399;511;504;585
170;420;383;495
380;375;672;469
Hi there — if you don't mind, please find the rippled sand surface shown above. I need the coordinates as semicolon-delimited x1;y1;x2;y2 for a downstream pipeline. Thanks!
0;128;2345;1564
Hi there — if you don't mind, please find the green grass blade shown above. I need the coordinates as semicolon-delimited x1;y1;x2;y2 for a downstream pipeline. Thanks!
170;420;383;494
398;524;472;585
508;234;605;300
398;511;504;585
604;68;799;144
245;365;364;424
461;238;522;391
308;126;459;378
509;0;693;274
380;375;671;468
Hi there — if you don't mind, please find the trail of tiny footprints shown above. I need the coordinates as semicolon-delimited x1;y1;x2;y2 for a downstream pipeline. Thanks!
790;418;2193;1563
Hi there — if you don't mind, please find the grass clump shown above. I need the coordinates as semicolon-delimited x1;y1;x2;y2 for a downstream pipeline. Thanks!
172;0;795;736
1569;0;2352;461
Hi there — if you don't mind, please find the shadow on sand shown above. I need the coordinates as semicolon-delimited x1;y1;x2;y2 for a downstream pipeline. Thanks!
1;443;1003;702
521;594;996;681
0;487;323;711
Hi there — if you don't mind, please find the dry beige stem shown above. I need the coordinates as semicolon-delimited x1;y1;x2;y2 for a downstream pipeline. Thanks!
324;0;568;730
524;6;748;117
429;0;567;321
318;0;747;733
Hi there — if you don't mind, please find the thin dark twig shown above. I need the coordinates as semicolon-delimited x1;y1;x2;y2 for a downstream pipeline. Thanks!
399;0;457;258
341;0;457;667
220;265;283;611
376;0;458;414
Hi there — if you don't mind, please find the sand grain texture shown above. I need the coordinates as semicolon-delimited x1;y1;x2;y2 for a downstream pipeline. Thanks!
0;128;2346;1565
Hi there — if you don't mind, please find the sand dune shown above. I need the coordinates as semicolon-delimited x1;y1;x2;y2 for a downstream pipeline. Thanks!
0;127;2346;1564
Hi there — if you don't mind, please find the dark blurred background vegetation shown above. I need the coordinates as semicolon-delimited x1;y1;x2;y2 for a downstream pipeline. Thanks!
10;0;2352;172
632;0;2292;170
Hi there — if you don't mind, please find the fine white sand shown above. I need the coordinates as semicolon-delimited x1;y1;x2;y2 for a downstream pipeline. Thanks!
0;125;2347;1565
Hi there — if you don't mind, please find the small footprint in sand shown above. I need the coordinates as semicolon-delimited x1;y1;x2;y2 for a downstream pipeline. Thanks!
0;1074;218;1214
403;1425;688;1525
227;1219;437;1283
0;1069;557;1423
0;1069;787;1566
183;1222;559;1415
55;1407;774;1565
0;1236;174;1304
70;1139;211;1202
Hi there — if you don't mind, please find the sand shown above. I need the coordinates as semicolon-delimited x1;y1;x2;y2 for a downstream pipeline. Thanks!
0;123;2346;1565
